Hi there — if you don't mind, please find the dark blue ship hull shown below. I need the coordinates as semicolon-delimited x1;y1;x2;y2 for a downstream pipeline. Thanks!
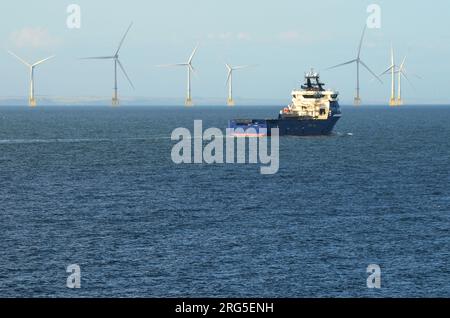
228;114;341;137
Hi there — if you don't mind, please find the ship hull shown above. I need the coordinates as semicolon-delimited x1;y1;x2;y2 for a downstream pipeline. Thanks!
228;115;341;137
267;115;341;136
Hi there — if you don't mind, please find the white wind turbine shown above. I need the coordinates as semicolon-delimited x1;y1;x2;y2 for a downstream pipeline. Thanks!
158;44;199;106
327;25;382;106
8;51;55;107
381;52;418;106
225;63;252;106
395;56;411;106
379;45;398;106
81;23;134;106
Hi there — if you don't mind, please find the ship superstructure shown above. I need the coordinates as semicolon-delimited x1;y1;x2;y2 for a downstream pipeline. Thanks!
281;69;340;119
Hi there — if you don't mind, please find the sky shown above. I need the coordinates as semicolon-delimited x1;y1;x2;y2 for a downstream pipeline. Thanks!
0;0;450;105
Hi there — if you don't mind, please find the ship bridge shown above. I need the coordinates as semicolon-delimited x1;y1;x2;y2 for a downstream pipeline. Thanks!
301;69;325;91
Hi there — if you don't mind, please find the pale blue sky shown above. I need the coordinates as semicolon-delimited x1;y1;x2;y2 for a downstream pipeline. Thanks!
1;0;449;104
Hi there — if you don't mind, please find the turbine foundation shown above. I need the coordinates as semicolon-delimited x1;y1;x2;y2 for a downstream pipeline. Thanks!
227;98;235;107
389;98;397;106
389;99;405;107
185;98;194;107
29;98;36;107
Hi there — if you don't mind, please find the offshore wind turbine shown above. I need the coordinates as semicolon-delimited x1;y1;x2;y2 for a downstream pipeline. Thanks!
158;44;199;106
81;23;134;106
225;63;251;106
8;51;55;107
327;26;382;106
380;45;398;106
381;51;418;106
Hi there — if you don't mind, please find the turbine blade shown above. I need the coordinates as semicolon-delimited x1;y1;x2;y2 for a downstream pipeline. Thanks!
156;63;188;67
117;59;134;89
399;56;407;70
80;56;115;60
188;44;199;64
357;25;367;58
115;22;133;56
232;65;254;70
360;60;383;84
391;44;395;66
8;50;31;67
226;70;232;86
379;65;394;76
401;70;415;89
189;64;198;78
326;59;357;70
32;55;55;67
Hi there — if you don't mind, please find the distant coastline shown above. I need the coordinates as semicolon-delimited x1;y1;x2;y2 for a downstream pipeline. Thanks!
1;97;449;107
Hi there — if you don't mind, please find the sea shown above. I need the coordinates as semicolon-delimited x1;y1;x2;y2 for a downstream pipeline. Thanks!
0;105;449;297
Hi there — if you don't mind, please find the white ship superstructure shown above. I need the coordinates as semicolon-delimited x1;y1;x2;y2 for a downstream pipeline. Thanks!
281;70;340;120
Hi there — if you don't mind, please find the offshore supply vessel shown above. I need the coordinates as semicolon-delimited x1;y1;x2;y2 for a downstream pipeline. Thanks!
228;70;341;136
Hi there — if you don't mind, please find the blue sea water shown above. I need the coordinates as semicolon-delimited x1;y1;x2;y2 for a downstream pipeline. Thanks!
0;105;449;298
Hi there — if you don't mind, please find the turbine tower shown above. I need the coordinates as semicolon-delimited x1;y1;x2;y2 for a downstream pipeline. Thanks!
158;44;199;106
8;51;55;107
396;56;409;106
380;46;398;106
225;63;251;106
327;26;382;106
82;23;134;106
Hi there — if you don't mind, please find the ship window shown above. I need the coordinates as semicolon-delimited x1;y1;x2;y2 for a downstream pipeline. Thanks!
303;94;324;99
